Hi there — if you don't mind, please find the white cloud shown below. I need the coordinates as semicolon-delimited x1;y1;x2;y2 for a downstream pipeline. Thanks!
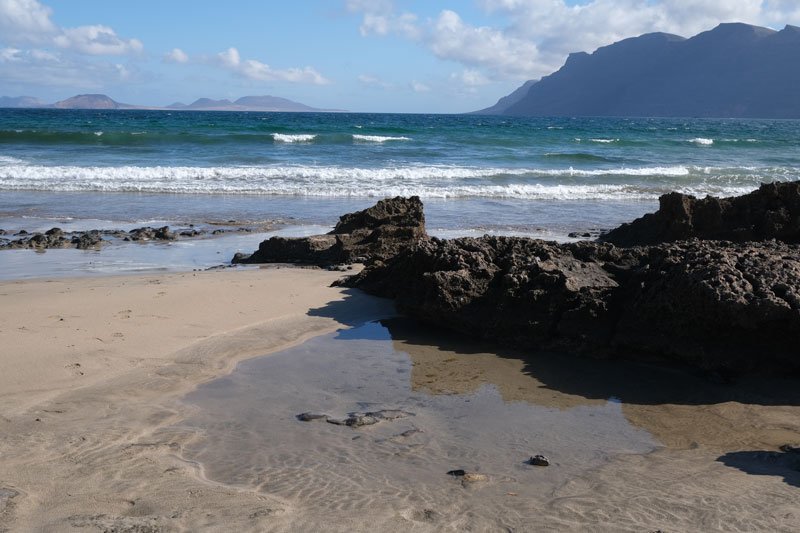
30;48;58;61
346;0;419;38
452;69;491;87
164;48;189;63
217;47;240;68
0;0;57;44
54;25;143;55
0;47;139;88
429;10;540;78
350;0;800;82
410;80;430;93
358;73;393;88
0;47;21;62
164;48;189;64
1;0;143;56
215;46;330;85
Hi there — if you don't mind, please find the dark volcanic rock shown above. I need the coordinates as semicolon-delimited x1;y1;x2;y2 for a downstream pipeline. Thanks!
233;196;427;266
127;226;176;241
601;182;800;246
346;236;627;352
527;455;551;466
614;239;800;372
344;235;800;375
0;227;73;250
322;409;413;428
72;230;104;250
234;235;338;264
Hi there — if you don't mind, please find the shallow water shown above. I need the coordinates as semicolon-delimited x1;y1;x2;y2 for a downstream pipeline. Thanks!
171;316;800;530
174;319;660;528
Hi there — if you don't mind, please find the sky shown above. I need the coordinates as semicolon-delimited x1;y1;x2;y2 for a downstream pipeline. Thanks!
1;0;799;113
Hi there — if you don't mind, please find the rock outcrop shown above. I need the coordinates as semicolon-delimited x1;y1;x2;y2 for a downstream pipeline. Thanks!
344;235;800;375
0;224;254;251
601;181;800;246
233;196;427;266
0;228;106;250
224;187;800;375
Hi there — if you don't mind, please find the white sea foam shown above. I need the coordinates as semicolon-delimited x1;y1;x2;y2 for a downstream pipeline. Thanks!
590;138;619;143
0;163;781;200
94;131;104;136
352;134;411;142
0;156;26;165
690;137;714;145
271;133;317;143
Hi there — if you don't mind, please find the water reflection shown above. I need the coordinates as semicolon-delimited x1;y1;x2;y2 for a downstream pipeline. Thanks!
383;317;800;450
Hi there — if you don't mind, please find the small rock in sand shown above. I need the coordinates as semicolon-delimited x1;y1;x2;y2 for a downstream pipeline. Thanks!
296;412;328;422
527;455;550;466
779;443;800;454
446;470;487;483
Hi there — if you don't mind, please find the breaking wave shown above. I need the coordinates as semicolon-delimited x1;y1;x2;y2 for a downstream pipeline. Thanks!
271;133;317;143
0;163;789;200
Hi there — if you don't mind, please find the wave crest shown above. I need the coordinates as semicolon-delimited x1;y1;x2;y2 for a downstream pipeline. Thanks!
272;133;316;143
352;134;411;142
0;163;788;200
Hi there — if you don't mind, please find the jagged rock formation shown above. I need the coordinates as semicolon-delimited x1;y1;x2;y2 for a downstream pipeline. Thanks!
344;235;800;375
232;196;427;266
601;181;800;246
228;185;800;375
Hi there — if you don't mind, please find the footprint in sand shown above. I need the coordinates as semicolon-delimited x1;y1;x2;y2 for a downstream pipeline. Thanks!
65;362;84;376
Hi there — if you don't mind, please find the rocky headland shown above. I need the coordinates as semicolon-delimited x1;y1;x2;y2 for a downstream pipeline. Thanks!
234;183;800;376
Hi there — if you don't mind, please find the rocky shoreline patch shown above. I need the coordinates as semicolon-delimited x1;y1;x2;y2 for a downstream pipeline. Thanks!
234;183;800;376
0;223;269;251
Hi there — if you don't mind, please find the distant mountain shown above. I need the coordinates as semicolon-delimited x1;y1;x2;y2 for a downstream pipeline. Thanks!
234;95;318;111
0;96;46;108
1;93;344;112
479;23;800;118
167;95;338;112
471;80;536;115
52;94;138;110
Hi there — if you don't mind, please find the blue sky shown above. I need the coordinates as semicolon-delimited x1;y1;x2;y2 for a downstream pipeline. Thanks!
1;0;799;113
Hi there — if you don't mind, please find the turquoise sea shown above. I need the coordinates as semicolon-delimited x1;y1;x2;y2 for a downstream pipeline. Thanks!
1;109;799;275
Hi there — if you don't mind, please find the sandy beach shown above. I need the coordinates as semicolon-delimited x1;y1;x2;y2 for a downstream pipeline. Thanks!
1;266;798;532
0;267;395;532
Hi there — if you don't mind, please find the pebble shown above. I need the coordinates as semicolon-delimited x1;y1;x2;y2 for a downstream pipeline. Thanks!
527;455;550;466
446;470;487;483
296;412;328;422
780;443;800;454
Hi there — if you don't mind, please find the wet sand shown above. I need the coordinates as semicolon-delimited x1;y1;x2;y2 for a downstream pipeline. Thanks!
0;268;392;532
1;272;798;531
180;318;800;532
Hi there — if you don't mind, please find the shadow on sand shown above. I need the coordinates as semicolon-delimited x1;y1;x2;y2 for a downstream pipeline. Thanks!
717;450;800;488
307;287;397;328
376;313;800;408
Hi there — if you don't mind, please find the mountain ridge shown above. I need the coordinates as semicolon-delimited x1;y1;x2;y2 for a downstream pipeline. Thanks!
0;94;344;112
477;22;800;118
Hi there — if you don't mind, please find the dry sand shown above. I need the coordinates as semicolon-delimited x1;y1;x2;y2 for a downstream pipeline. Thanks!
1;268;798;532
0;267;392;532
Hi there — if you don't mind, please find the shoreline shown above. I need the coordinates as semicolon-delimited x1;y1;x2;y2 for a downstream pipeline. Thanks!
0;268;394;531
0;265;797;531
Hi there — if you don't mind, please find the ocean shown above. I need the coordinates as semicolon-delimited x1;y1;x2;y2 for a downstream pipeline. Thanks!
1;109;798;276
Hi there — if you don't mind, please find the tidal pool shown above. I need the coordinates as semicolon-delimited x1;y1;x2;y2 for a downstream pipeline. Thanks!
168;316;800;531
